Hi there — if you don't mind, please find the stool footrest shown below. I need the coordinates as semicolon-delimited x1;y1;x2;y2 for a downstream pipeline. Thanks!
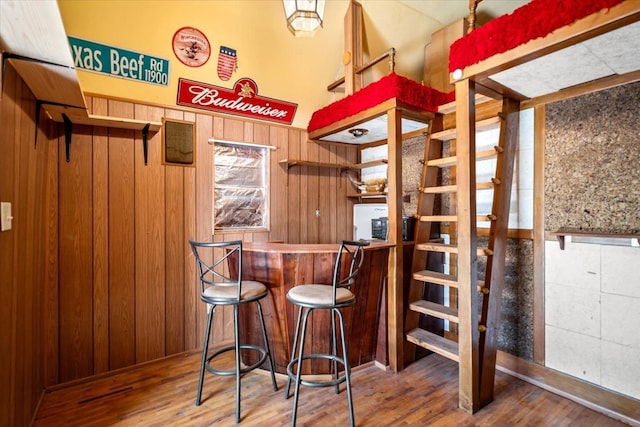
205;344;269;377
287;353;349;388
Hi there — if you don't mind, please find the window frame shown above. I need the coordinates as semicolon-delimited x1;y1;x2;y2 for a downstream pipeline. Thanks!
211;139;273;233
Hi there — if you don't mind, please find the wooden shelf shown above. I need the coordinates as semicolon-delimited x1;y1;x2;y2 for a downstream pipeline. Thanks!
1;4;160;134
347;192;387;199
279;159;353;170
352;159;388;169
550;228;640;250
45;105;162;131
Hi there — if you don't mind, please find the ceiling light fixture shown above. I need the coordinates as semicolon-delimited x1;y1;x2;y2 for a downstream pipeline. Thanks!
283;0;325;37
348;128;368;138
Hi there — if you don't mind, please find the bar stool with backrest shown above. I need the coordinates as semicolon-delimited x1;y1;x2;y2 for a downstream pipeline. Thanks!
284;240;369;427
190;239;278;423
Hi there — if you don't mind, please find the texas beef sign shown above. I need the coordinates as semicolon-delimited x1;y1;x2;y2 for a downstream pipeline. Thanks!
177;77;297;125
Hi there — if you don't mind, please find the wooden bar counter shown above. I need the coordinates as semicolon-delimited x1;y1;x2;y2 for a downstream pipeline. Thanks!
235;241;392;375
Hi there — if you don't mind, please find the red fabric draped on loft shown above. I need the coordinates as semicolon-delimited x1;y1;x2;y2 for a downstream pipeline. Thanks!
307;72;453;133
448;0;627;73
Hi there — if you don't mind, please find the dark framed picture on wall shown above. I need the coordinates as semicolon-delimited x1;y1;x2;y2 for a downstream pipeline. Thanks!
162;118;195;166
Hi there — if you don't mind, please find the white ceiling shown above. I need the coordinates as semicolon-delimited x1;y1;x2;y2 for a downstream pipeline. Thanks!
489;20;640;98
319;114;429;144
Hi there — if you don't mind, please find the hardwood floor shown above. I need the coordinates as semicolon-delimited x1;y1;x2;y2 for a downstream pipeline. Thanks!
34;350;627;426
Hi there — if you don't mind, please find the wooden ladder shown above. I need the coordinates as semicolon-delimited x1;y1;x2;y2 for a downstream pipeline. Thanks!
405;92;520;413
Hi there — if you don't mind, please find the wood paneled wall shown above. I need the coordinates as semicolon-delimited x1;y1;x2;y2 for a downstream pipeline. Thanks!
1;62;358;425
0;64;53;427
50;96;358;384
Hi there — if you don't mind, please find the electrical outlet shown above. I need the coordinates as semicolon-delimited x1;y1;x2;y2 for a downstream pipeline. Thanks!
1;202;12;231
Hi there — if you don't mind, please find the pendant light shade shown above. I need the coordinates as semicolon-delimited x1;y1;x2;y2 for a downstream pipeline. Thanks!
283;0;325;37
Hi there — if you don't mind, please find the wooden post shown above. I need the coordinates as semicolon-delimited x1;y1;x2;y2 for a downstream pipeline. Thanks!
467;0;483;34
343;0;363;96
386;108;404;372
454;78;480;413
532;105;546;365
478;96;519;406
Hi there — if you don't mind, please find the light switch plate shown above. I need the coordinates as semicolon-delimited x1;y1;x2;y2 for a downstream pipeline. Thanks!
1;202;12;231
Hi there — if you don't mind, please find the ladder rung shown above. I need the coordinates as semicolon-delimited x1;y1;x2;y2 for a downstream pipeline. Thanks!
419;215;456;222
430;116;502;141
437;93;493;114
427;156;458;168
412;271;486;291
426;148;499;168
477;181;494;190
415;243;492;256
477;115;502;132
409;300;459;323
406;328;459;362
413;281;488;292
420;182;494;194
478;148;500;161
421;184;457;194
418;215;496;223
426;156;456;168
413;270;458;288
415;242;457;254
430;127;457;142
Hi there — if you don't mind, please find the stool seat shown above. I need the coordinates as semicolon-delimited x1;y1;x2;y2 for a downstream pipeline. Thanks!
284;240;369;427
203;280;267;302
286;284;354;307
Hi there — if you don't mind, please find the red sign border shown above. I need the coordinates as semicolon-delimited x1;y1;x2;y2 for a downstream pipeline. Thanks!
176;77;298;125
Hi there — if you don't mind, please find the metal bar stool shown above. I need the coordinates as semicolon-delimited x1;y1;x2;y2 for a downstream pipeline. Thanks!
284;240;369;427
190;239;278;423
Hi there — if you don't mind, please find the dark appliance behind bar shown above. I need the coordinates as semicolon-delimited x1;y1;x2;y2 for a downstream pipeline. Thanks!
371;216;416;241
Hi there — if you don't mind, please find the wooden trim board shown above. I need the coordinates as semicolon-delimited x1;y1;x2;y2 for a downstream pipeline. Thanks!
497;351;640;426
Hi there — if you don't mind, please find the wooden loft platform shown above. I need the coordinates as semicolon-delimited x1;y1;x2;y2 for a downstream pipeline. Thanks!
449;0;640;106
0;1;160;132
308;97;434;145
307;72;451;145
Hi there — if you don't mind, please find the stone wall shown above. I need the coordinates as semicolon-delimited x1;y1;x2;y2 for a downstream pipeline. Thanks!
479;238;533;359
545;81;640;234
402;134;427;215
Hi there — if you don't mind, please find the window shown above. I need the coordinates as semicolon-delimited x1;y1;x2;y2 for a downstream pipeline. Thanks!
475;108;534;230
213;141;269;231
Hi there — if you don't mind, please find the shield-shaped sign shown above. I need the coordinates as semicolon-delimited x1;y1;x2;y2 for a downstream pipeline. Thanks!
217;46;237;81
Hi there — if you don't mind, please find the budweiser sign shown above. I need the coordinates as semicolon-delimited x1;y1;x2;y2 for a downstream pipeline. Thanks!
177;77;297;125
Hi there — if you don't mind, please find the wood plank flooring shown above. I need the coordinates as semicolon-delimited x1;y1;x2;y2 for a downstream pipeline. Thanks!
34;350;627;426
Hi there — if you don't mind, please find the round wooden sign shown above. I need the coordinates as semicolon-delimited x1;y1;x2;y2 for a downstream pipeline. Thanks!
172;27;211;67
